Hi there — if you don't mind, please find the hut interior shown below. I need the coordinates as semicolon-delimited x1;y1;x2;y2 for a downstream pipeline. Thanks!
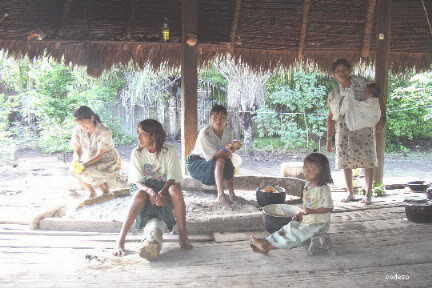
0;0;431;181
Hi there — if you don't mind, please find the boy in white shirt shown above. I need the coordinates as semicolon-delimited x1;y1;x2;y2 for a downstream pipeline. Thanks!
113;119;192;257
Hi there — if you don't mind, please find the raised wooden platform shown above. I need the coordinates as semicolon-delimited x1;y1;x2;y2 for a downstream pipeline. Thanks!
1;207;431;288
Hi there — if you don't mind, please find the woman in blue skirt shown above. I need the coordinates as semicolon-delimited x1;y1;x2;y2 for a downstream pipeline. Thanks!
186;105;239;207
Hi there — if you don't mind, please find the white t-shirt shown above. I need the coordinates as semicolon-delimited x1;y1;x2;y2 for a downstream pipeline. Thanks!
191;126;233;161
128;144;183;184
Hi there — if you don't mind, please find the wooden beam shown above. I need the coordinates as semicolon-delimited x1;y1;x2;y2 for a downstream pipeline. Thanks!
230;0;242;45
56;0;73;37
181;0;198;170
298;0;311;59
126;0;137;40
361;0;376;58
374;0;392;184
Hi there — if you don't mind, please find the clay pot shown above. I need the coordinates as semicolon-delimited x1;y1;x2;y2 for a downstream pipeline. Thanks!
256;185;286;207
405;201;432;223
261;204;301;233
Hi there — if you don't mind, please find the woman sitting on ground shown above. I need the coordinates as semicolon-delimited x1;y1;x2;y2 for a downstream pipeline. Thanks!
249;153;334;254
113;119;192;256
70;106;121;199
186;105;241;208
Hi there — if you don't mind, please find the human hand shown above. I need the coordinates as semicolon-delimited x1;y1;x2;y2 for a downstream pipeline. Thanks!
293;211;305;222
153;192;166;207
113;243;126;257
326;141;333;153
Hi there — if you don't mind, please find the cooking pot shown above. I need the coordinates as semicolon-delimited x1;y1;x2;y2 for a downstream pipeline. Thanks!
256;185;286;207
261;204;301;233
407;181;430;193
405;200;432;223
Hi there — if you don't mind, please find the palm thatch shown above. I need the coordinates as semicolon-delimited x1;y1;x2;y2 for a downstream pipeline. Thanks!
0;0;430;75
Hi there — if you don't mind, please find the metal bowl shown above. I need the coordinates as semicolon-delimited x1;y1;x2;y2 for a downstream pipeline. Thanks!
261;204;301;233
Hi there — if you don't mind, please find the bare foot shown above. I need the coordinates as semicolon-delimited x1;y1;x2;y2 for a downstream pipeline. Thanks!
179;235;193;250
229;192;238;202
361;196;372;205
249;235;272;255
215;195;233;208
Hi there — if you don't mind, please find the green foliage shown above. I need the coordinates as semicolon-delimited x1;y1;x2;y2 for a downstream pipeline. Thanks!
256;70;328;150
385;72;432;151
0;55;132;153
199;65;227;103
252;137;285;151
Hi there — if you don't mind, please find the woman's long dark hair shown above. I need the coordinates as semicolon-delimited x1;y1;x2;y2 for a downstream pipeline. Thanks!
138;119;167;155
304;153;333;186
73;106;101;125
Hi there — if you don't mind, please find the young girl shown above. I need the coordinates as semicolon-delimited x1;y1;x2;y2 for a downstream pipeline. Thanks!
249;153;334;254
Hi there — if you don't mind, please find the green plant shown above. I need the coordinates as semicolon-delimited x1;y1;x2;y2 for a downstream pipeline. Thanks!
256;70;328;150
373;183;386;197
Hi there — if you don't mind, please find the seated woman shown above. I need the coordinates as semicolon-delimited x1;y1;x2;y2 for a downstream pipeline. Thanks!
249;153;334;255
113;119;192;257
186;105;241;207
70;106;121;199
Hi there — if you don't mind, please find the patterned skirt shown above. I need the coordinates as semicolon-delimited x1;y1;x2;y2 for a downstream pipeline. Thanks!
71;149;121;186
335;117;378;169
266;221;330;249
186;155;234;185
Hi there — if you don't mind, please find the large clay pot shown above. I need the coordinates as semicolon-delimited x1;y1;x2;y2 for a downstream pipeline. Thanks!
405;202;432;223
261;204;301;233
407;181;430;193
256;185;286;207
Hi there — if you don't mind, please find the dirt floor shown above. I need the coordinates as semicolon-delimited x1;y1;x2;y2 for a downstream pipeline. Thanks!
0;143;431;224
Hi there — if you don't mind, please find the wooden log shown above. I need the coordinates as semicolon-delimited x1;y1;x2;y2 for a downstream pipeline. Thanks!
361;0;376;58
374;0;392;184
298;0;311;59
181;0;198;171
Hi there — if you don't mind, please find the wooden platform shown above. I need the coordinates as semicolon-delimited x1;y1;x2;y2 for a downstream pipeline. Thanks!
1;206;431;287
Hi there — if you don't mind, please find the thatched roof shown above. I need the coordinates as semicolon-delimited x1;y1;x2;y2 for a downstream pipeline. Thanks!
0;0;430;76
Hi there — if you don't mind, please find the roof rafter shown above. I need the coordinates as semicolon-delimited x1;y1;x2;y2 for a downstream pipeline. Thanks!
298;0;311;59
361;0;376;58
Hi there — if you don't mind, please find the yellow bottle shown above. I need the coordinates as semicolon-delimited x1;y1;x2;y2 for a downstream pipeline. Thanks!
72;160;85;174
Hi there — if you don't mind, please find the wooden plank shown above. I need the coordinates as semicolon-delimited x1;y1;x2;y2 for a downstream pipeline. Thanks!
181;0;198;170
361;0;376;57
298;0;311;59
374;0;392;184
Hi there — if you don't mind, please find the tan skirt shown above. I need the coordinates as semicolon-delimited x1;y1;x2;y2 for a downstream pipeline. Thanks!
71;149;121;186
335;117;378;169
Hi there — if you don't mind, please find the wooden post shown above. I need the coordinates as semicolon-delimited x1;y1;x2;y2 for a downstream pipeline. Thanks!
298;0;311;59
374;0;392;184
181;0;198;172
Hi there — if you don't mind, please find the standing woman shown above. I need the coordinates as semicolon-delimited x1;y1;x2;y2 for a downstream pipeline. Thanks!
186;105;239;207
71;106;121;199
327;59;378;205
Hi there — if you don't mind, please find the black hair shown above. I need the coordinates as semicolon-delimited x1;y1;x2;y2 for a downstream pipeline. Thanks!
74;106;102;124
367;83;380;98
138;119;167;155
210;105;228;116
331;58;352;72
304;153;333;186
